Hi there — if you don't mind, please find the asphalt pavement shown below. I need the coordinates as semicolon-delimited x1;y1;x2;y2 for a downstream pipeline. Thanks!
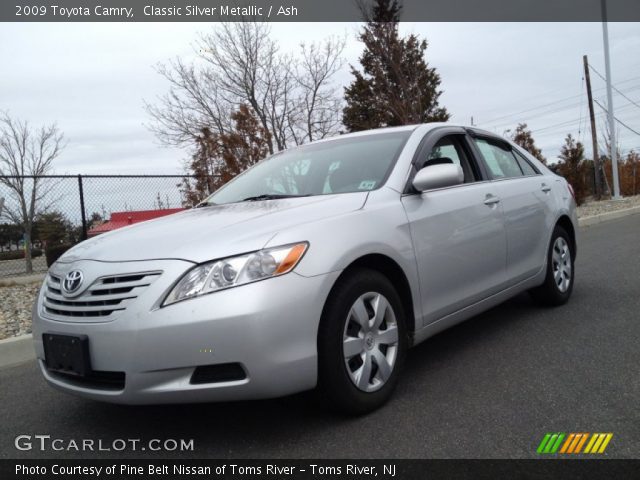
1;214;639;459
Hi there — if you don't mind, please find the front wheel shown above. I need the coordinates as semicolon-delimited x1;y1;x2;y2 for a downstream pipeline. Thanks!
317;268;407;415
530;225;574;306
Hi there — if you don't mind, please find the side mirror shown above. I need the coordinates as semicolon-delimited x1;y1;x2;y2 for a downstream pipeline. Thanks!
412;163;464;192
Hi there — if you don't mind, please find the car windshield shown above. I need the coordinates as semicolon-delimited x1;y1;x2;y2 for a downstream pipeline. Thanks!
204;131;411;205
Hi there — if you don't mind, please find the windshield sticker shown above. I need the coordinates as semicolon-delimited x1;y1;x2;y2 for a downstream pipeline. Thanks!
358;180;376;190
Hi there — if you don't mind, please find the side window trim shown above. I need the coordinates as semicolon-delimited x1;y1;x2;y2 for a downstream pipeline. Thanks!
461;134;491;181
512;148;542;176
466;134;501;180
466;128;541;179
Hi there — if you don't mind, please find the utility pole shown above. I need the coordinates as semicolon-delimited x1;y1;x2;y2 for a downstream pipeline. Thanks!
583;55;603;199
582;55;603;200
602;0;622;199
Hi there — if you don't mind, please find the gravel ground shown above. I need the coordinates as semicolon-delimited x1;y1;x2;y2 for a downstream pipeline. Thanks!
0;283;40;340
0;195;638;341
577;194;640;218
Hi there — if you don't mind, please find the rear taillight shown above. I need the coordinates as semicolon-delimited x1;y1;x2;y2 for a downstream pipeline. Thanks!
567;182;575;199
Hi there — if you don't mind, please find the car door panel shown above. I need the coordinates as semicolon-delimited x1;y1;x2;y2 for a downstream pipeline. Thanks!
468;136;551;284
491;177;551;282
402;182;508;325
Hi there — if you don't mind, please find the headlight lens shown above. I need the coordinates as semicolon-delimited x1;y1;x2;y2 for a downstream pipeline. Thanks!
163;242;308;306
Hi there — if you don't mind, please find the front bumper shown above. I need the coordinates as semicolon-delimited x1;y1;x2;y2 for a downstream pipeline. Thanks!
32;259;340;404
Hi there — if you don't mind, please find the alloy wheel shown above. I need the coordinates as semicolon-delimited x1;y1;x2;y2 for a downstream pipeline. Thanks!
342;292;399;392
552;237;572;293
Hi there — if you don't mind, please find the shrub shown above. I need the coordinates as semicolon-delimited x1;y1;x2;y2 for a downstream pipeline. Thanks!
0;248;43;261
45;244;73;267
0;250;24;261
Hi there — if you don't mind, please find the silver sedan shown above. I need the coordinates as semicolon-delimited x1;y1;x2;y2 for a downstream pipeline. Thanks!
32;123;577;414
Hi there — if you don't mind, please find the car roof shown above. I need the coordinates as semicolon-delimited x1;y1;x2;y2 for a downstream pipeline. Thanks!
307;123;508;146
309;124;420;145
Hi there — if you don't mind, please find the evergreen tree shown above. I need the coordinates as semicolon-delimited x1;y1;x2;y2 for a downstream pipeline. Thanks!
557;134;587;205
343;0;449;132
180;105;270;206
511;123;547;164
34;211;74;247
621;150;639;196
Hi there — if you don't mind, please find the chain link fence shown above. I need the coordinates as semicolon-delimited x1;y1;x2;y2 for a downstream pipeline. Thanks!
0;175;208;278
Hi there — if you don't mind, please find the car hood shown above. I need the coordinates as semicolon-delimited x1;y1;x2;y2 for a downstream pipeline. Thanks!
60;193;368;264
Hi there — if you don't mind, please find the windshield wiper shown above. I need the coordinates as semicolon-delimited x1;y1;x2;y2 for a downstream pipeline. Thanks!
241;194;310;202
195;200;217;208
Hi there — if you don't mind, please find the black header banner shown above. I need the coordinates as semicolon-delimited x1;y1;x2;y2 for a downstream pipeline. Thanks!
3;459;640;480
2;0;640;22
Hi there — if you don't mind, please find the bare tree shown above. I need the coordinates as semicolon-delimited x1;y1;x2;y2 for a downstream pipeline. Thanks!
0;113;64;273
145;58;233;147
294;38;346;143
145;22;345;156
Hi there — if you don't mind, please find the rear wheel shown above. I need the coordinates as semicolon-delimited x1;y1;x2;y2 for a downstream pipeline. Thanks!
530;225;574;306
317;268;407;415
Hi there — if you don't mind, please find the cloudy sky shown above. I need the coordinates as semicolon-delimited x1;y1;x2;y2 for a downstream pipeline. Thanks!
1;22;639;174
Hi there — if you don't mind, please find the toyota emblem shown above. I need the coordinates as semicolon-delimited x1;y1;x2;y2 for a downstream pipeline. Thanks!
62;270;84;295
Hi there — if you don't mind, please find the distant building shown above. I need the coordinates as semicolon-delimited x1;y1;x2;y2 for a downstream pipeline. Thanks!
88;208;185;237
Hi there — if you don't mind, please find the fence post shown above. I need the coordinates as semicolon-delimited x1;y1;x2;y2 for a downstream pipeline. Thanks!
77;174;88;240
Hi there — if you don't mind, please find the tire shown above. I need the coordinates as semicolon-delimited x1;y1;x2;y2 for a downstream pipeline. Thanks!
530;225;575;306
317;268;408;415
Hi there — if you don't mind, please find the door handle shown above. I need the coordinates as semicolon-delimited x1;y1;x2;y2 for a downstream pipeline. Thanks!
484;194;501;206
541;183;552;193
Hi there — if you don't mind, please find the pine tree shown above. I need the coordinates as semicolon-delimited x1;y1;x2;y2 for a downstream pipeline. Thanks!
510;123;547;164
343;0;449;132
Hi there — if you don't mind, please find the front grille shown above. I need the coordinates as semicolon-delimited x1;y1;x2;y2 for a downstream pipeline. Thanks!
43;271;161;320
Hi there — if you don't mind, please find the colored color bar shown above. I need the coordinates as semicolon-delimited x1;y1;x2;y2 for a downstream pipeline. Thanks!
584;433;598;453
550;433;565;453
560;434;575;453
598;434;613;453
567;434;582;453
537;433;552;454
591;434;606;453
544;434;559;453
574;433;589;453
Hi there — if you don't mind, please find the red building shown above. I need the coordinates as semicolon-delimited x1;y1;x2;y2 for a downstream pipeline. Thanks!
88;208;185;237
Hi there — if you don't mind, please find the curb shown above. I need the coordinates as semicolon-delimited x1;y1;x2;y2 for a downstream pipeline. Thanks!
0;334;34;368
578;205;640;227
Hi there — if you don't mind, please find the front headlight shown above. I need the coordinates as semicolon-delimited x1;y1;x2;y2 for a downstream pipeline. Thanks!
162;242;308;306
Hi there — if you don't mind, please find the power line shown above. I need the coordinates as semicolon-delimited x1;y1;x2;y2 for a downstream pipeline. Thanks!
589;64;640;111
593;99;640;136
478;83;640;131
480;77;640;126
530;103;638;136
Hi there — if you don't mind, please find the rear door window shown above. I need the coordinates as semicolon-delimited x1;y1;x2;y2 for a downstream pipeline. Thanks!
513;150;540;176
473;138;524;179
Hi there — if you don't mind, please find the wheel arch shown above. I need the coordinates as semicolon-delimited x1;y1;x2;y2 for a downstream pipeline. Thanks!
556;214;577;259
337;253;416;344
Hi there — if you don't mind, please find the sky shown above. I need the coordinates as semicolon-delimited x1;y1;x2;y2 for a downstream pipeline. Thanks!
1;21;639;175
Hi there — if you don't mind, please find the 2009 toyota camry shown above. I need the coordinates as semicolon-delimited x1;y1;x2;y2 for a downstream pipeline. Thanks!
33;123;577;413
